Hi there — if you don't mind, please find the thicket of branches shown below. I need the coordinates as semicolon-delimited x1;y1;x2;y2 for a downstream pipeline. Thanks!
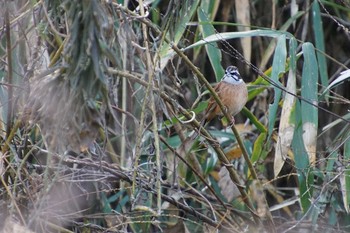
0;0;350;232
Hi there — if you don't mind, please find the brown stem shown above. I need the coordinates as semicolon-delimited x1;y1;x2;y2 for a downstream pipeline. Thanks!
5;4;13;139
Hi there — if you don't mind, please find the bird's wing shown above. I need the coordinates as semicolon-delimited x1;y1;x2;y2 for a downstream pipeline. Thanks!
201;82;222;126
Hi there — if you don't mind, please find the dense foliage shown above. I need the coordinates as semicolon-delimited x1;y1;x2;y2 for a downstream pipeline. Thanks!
0;0;350;232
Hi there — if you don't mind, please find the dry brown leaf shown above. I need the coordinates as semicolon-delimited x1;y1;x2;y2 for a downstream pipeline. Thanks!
274;69;296;177
291;0;299;29
302;122;317;165
218;166;241;202
220;0;235;32
234;123;253;134
210;169;220;181
225;145;243;160
250;180;268;218
235;0;251;66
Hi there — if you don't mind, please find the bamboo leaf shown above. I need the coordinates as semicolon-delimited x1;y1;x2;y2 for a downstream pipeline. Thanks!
235;0;251;64
160;0;200;69
197;6;224;80
301;43;318;165
260;9;303;69
0;84;7;138
251;132;267;165
291;100;312;212
185;30;293;52
191;0;219;61
343;133;350;213
268;35;287;136
291;0;299;29
322;69;350;95
312;0;329;99
274;37;297;177
199;0;220;20
241;107;267;133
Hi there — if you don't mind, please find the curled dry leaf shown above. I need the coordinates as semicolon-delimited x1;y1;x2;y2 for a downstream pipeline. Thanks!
250;180;268;218
225;145;243;160
274;68;296;177
218;166;241;202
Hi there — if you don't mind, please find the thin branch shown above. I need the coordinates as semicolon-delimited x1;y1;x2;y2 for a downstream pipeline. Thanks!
159;135;227;209
107;67;262;224
56;154;220;228
137;0;162;216
5;3;13;139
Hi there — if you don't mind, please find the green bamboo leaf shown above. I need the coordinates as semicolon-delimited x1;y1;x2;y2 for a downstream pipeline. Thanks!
251;132;267;164
260;11;304;69
205;152;218;175
322;69;350;96
248;51;302;101
321;0;350;12
301;42;318;164
343;134;350;212
324;124;350;172
291;100;312;212
199;0;220;20
289;37;297;73
322;112;350;133
192;0;219;61
100;192;113;213
328;207;338;228
185;29;293;52
0;81;8;135
197;6;224;80
241;107;266;133
247;67;272;100
268;35;287;136
160;0;200;69
325;151;338;172
249;132;268;179
312;1;328;98
274;37;297;177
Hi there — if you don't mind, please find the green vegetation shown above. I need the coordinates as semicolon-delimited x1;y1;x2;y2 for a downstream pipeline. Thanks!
0;0;350;232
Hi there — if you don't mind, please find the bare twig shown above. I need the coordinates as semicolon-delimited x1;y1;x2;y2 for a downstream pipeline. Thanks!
107;67;262;224
5;4;13;139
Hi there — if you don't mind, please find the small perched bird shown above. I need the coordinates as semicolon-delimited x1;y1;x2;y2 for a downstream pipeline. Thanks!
201;66;248;127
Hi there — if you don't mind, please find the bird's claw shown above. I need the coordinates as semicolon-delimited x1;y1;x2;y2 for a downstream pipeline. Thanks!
228;116;235;127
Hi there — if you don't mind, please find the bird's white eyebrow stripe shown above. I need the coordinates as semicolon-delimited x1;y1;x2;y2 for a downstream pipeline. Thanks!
233;74;240;81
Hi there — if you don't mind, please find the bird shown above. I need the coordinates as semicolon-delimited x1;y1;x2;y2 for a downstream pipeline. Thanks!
201;65;248;127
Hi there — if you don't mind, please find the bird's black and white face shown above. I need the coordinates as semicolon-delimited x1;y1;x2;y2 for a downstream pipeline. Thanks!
222;66;243;85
